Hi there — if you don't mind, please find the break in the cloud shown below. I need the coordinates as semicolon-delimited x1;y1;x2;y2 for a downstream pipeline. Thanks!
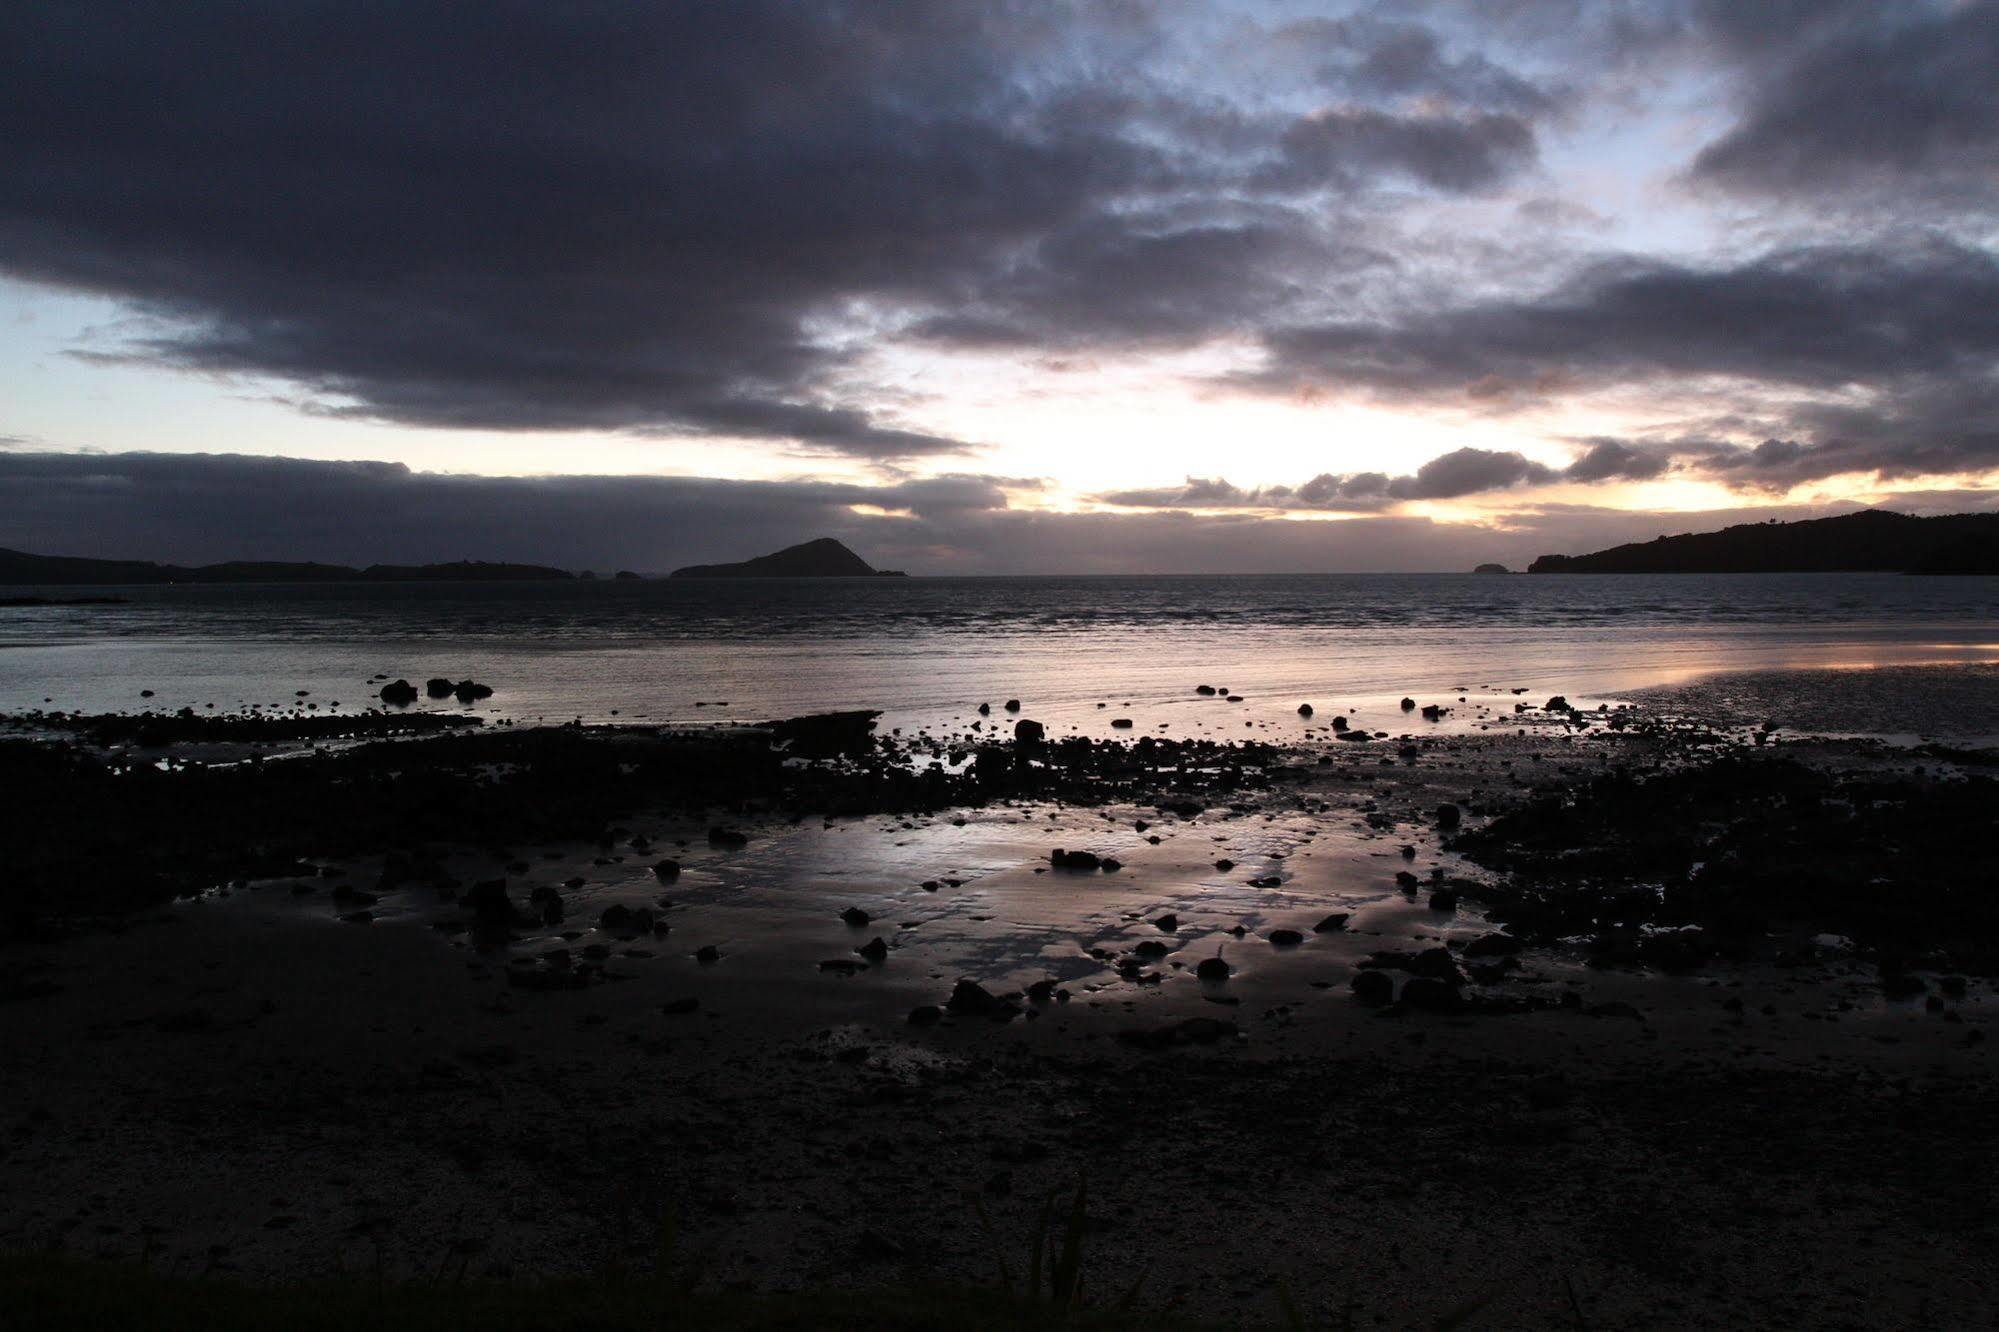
0;2;1995;560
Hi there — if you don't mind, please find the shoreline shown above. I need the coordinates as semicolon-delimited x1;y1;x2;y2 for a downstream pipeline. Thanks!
3;662;1996;1326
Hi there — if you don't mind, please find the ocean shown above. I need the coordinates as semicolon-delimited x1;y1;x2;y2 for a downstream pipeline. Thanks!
3;572;1995;736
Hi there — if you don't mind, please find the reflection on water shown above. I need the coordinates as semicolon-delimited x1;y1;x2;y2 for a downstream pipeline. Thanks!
1;571;1994;730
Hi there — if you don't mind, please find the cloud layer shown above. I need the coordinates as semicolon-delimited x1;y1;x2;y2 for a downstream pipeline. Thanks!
0;2;1995;519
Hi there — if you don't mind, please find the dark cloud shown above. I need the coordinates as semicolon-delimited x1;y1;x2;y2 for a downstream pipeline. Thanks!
1093;444;1668;513
1253;238;1999;484
1273;14;1561;115
0;450;1957;575
1691;3;1999;203
0;451;1026;569
1258;108;1538;195
0;4;1180;455
0;3;1551;456
1563;439;1671;483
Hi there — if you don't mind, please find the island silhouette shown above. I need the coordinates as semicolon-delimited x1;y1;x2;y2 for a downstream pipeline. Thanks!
1529;509;1999;574
668;536;904;579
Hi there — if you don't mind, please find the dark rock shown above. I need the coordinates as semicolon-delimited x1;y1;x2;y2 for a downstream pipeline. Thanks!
908;1004;944;1025
1313;913;1350;933
652;859;680;882
1428;888;1458;912
1004;699;1021;712
1117;1016;1238;1049
453;680;494;703
1268;928;1305;946
508;967;588;992
840;906;871;927
857;936;889;964
1098;857;1122;873
1421;704;1446;721
707;826;748;848
1050;848;1099;870
1154;914;1179;931
766;710;881;758
1196;685;1217;695
1544;695;1572;712
1399;977;1466;1013
379;679;418;706
1014;718;1045;743
1350;971;1394;1006
425;678;455;699
1110;717;1134;729
694;945;722;964
1434;802;1462;831
1297;704;1314;717
1464;932;1521;958
1400;697;1416;711
946;979;1019;1020
1196;954;1232;981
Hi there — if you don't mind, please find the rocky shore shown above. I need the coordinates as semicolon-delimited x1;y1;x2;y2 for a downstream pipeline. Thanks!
2;677;1994;1326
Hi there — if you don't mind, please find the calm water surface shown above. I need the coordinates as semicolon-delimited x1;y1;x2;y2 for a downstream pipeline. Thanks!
3;573;1995;734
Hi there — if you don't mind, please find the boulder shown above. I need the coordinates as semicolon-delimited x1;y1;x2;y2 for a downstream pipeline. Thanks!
379;679;419;706
453;679;494;703
1435;802;1462;831
766;709;881;758
1014;718;1045;743
1399;977;1467;1013
1196;954;1232;981
1350;971;1394;1006
425;678;455;699
946;979;1019;1020
1268;928;1305;946
1313;913;1351;933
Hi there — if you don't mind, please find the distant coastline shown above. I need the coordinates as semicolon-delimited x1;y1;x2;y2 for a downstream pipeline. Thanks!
1529;509;1999;575
0;546;574;586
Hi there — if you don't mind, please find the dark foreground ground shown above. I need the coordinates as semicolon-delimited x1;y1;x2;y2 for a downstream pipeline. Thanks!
3;684;1996;1328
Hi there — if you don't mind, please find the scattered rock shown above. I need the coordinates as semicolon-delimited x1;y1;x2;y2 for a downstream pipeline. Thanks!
1268;928;1305;946
379;679;418;706
1313;913;1350;933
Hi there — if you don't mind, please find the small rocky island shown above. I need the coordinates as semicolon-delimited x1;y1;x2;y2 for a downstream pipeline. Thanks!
1473;562;1510;574
668;536;905;579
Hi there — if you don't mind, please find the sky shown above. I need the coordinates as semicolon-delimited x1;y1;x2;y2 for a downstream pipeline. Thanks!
2;0;1997;572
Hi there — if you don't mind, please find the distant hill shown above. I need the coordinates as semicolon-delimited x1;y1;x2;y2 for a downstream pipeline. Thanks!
668;537;904;579
0;547;574;585
1528;510;1999;575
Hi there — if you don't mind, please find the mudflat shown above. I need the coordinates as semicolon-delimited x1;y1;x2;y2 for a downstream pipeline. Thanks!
2;671;1994;1327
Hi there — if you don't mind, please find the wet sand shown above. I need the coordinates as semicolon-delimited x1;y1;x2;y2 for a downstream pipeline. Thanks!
2;668;1996;1326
